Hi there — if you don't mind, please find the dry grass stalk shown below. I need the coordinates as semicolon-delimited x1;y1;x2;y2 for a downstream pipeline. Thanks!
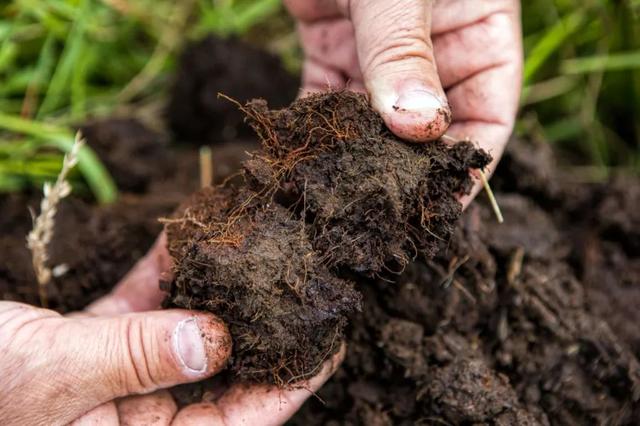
478;169;504;224
441;134;504;224
27;132;85;308
199;146;213;189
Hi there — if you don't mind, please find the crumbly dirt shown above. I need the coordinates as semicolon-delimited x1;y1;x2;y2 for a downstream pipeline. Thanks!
163;91;490;386
79;118;173;193
290;139;640;426
167;36;299;145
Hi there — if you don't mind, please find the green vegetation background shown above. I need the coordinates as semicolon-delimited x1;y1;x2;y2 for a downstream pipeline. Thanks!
1;0;639;202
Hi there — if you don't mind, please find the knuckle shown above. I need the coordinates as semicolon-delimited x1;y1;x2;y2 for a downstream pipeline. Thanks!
114;317;162;394
365;30;434;75
0;303;58;347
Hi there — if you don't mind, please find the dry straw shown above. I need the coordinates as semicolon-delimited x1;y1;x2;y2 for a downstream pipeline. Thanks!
441;134;504;224
27;132;85;308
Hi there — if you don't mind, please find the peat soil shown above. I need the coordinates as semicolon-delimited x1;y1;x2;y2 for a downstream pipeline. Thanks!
0;35;638;425
163;92;490;386
290;138;640;425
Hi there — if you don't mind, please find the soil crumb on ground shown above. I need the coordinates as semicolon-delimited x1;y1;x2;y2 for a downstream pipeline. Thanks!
167;36;299;145
163;91;490;386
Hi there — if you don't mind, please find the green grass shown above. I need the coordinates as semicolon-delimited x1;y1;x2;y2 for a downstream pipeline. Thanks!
0;0;284;202
520;0;640;173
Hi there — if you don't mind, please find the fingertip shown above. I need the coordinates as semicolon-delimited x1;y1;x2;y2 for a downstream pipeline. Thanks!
171;311;232;379
192;313;233;376
171;403;226;426
117;390;177;426
378;89;451;142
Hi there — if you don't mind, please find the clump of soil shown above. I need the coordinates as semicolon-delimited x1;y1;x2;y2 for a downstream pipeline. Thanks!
164;186;360;384
167;36;299;144
163;91;491;385
79;118;172;193
291;139;640;426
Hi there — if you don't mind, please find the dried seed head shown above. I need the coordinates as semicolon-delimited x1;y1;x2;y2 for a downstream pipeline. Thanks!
27;132;85;308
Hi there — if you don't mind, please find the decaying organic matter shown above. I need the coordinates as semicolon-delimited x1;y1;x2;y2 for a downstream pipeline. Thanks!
163;91;491;385
291;139;640;426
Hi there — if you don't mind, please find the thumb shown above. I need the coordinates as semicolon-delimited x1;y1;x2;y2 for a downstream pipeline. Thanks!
346;0;450;142
0;302;231;425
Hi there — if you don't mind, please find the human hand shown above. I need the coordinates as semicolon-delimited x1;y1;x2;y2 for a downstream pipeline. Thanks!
285;0;523;204
0;235;342;425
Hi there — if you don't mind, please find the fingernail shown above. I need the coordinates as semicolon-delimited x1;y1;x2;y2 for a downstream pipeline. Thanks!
174;317;208;374
393;89;444;119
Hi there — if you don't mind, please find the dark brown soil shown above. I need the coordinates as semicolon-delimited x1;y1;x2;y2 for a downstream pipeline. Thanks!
162;92;490;386
289;139;640;426
79;118;173;193
167;36;299;145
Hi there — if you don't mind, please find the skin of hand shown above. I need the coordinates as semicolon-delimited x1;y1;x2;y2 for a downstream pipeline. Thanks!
284;0;523;205
0;235;344;426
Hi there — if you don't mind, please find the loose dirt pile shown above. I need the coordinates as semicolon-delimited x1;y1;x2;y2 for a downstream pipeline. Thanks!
0;119;198;311
162;91;491;385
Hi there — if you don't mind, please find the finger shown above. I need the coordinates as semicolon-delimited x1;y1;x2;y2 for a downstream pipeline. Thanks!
348;0;450;142
117;390;178;426
431;0;516;35
433;12;519;89
171;403;226;426
300;56;348;95
445;62;521;209
70;402;119;426
87;233;172;316
215;345;346;426
297;17;362;92
283;0;342;21
1;303;231;424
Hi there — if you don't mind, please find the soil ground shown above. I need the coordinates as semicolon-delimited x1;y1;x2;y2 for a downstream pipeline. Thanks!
1;35;639;425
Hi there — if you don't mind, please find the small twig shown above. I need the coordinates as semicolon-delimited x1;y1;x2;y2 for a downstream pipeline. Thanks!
507;247;525;285
27;132;84;308
478;169;504;224
442;133;504;223
199;146;213;189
